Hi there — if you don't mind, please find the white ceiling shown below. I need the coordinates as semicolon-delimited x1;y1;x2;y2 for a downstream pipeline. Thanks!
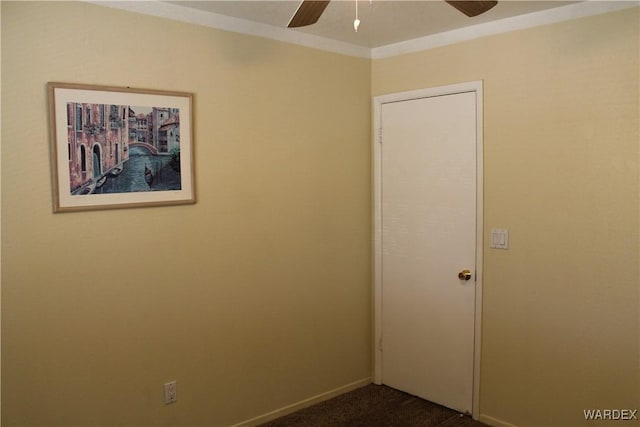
166;0;578;48
96;1;638;57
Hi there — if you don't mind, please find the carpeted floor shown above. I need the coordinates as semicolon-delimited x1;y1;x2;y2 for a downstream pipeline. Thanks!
260;384;489;426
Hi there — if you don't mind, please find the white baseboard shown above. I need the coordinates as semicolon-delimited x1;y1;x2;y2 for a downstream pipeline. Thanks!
478;413;519;427
232;377;372;427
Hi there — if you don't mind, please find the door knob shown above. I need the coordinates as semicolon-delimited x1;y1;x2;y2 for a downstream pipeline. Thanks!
458;269;472;281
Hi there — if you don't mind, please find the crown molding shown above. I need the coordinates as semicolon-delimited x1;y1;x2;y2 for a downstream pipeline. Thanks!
372;1;639;59
88;1;639;60
86;1;371;58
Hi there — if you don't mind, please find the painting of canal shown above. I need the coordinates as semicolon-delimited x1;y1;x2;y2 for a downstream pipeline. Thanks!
49;83;194;212
67;102;182;196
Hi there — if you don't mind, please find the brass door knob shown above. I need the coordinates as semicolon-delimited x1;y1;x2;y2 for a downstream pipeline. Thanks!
458;269;472;281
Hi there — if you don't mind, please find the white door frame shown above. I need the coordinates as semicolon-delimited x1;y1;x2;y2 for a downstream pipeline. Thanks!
372;81;484;419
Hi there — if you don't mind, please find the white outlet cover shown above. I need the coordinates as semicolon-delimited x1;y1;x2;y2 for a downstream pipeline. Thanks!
164;381;177;404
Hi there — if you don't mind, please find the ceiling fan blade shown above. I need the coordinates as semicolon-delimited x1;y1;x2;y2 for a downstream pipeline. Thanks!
288;0;331;28
445;1;498;17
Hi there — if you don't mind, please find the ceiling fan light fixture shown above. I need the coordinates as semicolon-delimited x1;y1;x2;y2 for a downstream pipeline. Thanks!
288;0;498;29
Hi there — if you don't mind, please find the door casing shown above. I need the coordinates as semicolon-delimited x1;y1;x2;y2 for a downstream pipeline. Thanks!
372;81;484;419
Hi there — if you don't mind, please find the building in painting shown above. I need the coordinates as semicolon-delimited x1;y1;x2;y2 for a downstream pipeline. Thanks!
158;114;180;154
135;113;149;143
67;102;130;193
149;107;180;153
126;106;180;155
128;107;137;143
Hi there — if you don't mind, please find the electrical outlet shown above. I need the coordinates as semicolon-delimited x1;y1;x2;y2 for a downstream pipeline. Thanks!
164;381;177;404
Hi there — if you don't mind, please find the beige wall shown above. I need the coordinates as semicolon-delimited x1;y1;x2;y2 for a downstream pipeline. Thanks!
1;2;371;426
373;7;639;427
3;2;639;427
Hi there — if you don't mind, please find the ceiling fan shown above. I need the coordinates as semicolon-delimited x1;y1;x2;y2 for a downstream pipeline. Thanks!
288;0;498;28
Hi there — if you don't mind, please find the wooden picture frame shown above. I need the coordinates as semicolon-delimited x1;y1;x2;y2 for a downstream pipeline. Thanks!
48;82;195;212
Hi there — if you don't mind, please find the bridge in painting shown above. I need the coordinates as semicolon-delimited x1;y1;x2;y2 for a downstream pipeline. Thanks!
129;142;158;155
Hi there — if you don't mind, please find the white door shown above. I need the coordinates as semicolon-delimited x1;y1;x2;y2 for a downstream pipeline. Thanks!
377;88;480;414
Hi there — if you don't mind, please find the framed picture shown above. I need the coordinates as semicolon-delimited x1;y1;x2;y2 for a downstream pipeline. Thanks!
48;82;195;212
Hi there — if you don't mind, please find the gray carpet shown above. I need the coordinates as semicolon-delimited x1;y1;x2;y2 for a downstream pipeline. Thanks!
260;384;489;426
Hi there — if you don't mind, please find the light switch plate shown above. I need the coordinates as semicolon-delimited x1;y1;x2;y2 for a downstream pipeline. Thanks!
490;229;509;249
